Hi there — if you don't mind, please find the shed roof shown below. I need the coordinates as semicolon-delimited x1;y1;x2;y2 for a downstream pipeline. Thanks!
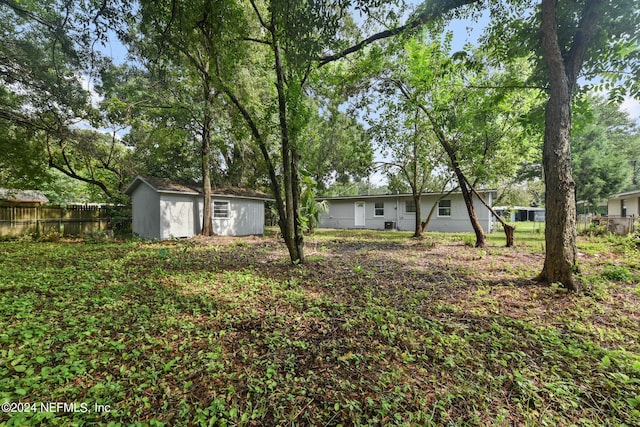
0;189;49;203
124;176;272;200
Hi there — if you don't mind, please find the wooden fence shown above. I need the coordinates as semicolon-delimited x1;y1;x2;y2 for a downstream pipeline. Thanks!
0;205;112;237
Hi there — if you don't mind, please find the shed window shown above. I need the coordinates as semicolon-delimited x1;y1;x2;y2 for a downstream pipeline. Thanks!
405;200;416;213
213;201;230;219
374;201;384;216
438;199;451;217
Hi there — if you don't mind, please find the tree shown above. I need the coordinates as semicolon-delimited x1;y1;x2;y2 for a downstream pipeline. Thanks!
368;89;447;237
368;33;540;246
301;97;373;191
0;0;134;199
124;0;252;236
221;0;487;263
482;0;639;289
537;0;638;290
572;95;639;210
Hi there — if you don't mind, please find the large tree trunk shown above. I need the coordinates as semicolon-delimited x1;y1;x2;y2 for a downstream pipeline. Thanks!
536;0;603;291
538;92;578;289
201;83;214;236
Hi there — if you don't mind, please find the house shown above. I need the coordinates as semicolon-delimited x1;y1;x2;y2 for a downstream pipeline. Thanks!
493;206;546;222
608;189;640;219
124;176;271;239
316;190;497;233
0;189;49;206
605;189;639;235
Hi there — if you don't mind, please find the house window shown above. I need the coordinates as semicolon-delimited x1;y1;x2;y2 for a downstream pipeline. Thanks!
405;200;416;213
374;201;384;217
213;201;230;219
621;199;627;217
438;199;451;217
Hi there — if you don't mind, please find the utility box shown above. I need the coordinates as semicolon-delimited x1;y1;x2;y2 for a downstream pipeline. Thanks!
384;221;396;230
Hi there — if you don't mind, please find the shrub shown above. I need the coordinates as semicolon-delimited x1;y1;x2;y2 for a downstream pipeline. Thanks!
601;265;632;283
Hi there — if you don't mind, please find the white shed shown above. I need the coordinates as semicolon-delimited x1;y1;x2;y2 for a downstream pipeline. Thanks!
124;176;270;240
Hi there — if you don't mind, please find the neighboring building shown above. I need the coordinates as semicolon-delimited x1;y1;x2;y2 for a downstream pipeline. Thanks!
124;176;271;239
0;189;49;206
608;189;640;219
317;190;497;233
494;206;546;222
605;189;639;235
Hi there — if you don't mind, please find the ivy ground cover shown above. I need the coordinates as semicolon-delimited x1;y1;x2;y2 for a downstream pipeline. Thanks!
1;229;639;426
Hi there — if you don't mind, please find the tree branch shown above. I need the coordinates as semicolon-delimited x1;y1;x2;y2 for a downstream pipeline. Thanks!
317;0;479;67
564;0;604;92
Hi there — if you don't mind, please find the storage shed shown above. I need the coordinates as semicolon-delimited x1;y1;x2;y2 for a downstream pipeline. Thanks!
124;176;270;239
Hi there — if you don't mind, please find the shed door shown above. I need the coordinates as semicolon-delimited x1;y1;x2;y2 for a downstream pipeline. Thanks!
354;202;365;227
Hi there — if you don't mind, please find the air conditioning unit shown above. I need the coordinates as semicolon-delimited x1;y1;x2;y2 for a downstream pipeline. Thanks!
384;221;396;230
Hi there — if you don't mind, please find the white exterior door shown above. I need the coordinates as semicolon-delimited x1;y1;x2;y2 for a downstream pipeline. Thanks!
354;202;366;227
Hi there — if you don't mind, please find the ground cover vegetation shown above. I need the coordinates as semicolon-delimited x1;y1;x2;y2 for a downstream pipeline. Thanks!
2;0;639;288
1;228;639;426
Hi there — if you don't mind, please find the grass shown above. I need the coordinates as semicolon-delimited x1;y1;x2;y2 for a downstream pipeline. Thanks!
1;228;639;426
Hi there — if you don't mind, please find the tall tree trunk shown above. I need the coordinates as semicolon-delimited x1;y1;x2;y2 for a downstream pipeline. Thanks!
538;91;577;289
272;23;303;263
201;83;214;236
413;194;422;237
537;0;603;291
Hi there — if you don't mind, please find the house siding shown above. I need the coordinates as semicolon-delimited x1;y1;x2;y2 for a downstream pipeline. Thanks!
184;196;266;237
319;193;493;233
131;184;161;239
206;198;265;236
608;191;640;218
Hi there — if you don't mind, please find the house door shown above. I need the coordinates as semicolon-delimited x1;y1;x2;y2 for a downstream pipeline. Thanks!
354;202;365;227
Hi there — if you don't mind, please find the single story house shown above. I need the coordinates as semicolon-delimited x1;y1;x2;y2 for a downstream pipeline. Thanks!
0;189;49;206
124;176;271;239
317;190;497;233
605;189;639;235
608;189;640;219
493;206;546;222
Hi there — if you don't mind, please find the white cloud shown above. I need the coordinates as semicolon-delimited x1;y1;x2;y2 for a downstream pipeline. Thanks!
76;73;103;108
620;96;640;122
